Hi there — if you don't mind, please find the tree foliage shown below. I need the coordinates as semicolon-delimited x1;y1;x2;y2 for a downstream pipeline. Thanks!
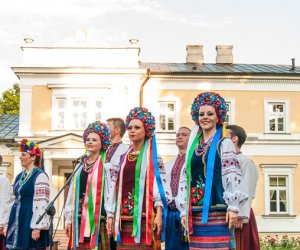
0;83;20;115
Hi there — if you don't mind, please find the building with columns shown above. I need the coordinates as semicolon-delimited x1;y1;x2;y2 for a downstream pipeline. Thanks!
1;41;300;236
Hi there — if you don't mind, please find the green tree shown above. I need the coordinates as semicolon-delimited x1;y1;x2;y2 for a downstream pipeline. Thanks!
0;83;20;114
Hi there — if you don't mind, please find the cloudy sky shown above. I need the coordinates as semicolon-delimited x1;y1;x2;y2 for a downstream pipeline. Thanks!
0;0;299;93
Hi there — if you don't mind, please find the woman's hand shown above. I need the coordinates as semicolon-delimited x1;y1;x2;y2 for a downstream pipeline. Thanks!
226;210;238;229
234;217;243;229
181;216;186;230
65;224;71;238
153;206;163;236
106;217;114;237
32;229;41;241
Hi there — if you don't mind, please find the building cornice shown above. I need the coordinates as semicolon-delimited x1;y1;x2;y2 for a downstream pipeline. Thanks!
11;67;147;77
148;75;300;82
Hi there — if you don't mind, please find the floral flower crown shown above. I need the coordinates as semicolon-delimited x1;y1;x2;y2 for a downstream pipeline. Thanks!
125;107;156;138
83;121;111;151
20;139;42;157
191;91;228;125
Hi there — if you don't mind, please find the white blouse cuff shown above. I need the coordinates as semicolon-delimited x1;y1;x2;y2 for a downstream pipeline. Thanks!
223;190;248;211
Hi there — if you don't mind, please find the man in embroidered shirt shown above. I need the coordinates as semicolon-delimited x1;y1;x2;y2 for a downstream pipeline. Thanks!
161;127;190;250
105;118;129;250
0;155;14;250
226;125;260;250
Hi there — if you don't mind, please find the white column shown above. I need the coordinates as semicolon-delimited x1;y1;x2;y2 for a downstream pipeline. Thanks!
18;85;33;137
43;158;53;197
13;155;22;181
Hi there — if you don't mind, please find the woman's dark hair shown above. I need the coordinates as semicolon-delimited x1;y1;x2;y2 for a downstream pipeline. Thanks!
32;154;44;170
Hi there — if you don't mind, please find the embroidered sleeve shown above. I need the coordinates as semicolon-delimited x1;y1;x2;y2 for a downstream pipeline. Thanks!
160;159;174;205
104;161;120;218
175;165;187;217
153;155;164;208
238;155;258;222
64;179;74;225
30;173;50;230
220;138;248;213
0;177;14;227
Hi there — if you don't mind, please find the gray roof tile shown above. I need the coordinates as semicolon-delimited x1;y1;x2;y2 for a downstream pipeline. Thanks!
0;115;19;140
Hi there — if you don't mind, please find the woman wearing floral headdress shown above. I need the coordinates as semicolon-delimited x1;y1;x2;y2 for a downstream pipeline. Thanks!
105;107;167;249
178;92;248;249
65;121;111;250
6;139;50;250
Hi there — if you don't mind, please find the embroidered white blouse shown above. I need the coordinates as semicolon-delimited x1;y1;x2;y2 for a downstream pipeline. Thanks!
0;175;14;228
237;153;258;223
30;172;51;230
175;126;248;217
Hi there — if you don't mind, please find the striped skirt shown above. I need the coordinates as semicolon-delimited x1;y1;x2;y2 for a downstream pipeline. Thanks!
189;210;235;250
117;219;161;250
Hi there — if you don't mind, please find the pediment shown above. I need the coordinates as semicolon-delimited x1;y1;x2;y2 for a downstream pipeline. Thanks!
38;133;84;149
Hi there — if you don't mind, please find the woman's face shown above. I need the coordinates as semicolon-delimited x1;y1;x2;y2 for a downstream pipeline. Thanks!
198;105;218;131
85;132;102;154
127;119;146;143
19;152;35;168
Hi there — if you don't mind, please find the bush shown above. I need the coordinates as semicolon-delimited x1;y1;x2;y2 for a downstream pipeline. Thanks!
260;234;300;249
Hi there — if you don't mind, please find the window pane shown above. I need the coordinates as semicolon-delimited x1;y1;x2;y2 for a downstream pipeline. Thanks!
168;117;174;130
278;177;286;186
270;190;277;201
159;115;166;130
270;201;277;212
270;177;277;186
280;201;287;212
57;112;65;129
95;112;101;121
72;100;87;129
168;103;174;111
96;100;101;109
57;99;65;109
276;104;284;112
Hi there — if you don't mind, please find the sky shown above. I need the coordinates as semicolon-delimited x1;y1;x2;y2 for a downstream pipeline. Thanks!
0;0;299;93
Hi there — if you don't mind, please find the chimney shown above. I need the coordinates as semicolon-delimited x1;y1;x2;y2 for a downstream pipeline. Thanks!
216;45;233;64
186;45;204;64
291;58;295;70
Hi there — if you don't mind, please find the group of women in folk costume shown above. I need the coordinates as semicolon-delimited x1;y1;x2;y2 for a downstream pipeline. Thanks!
65;107;167;250
1;90;249;250
63;92;248;250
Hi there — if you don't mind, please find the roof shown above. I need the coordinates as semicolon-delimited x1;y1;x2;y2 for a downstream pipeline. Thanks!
140;63;300;75
0;115;19;140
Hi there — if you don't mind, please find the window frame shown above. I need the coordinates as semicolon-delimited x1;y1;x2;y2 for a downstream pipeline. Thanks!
157;101;177;133
264;99;289;134
224;98;235;125
262;165;295;216
52;94;103;130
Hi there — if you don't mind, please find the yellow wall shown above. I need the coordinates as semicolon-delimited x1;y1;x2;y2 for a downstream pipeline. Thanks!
31;86;52;132
251;156;300;216
158;89;300;133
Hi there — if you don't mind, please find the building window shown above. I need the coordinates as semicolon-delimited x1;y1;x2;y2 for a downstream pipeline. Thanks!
158;102;176;132
262;165;295;215
53;97;102;130
55;98;67;129
264;100;289;133
72;99;88;129
269;176;288;213
224;99;235;125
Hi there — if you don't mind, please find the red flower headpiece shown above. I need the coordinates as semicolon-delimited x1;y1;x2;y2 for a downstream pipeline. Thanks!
20;139;42;157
